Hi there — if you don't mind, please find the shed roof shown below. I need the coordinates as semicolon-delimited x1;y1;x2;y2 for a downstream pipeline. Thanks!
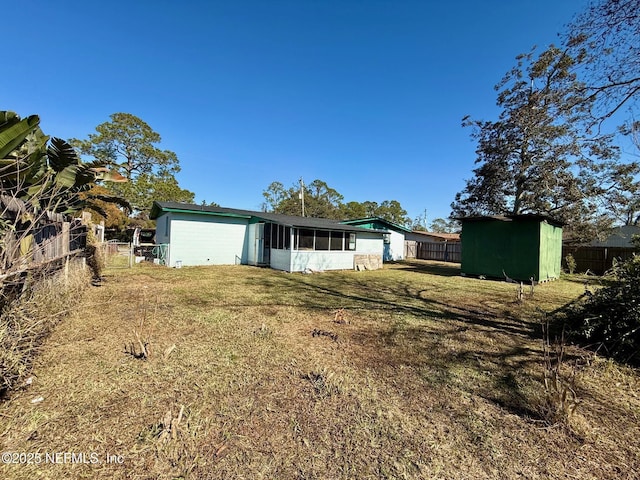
458;214;564;228
150;201;387;233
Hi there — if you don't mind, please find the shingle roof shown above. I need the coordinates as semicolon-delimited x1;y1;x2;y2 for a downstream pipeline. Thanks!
150;201;388;233
410;231;461;241
458;214;564;227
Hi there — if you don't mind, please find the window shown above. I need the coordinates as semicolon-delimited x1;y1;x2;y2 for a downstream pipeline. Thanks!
316;230;330;250
330;231;343;251
347;233;356;250
298;229;314;250
383;233;391;244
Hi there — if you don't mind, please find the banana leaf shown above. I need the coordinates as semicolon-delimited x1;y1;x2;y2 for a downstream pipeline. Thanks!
0;115;40;159
47;137;80;172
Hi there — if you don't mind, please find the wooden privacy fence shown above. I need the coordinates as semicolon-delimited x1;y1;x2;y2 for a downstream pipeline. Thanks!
405;241;461;263
562;245;635;275
1;218;88;279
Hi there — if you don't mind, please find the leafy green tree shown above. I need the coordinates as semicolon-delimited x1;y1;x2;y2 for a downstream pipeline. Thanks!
261;179;410;225
339;201;367;220
411;210;428;231
304;179;344;218
429;218;459;233
565;0;639;125
262;179;343;218
374;200;410;226
451;46;619;242
261;181;287;212
71;113;194;217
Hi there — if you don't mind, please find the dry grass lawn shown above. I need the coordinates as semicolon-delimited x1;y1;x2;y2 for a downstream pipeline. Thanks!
1;260;639;479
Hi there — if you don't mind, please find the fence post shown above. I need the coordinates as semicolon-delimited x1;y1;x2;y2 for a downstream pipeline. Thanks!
64;255;69;282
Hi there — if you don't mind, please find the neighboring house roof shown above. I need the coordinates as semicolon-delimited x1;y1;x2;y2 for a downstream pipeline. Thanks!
150;201;388;233
340;217;412;233
590;225;640;248
409;230;461;242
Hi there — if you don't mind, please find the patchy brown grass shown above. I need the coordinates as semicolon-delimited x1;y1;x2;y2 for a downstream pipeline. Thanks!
0;260;638;479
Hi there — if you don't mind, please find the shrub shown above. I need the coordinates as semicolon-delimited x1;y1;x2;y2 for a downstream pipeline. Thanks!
564;253;577;274
565;255;640;365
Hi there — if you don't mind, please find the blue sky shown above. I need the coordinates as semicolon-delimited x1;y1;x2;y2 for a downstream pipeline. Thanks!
3;0;588;224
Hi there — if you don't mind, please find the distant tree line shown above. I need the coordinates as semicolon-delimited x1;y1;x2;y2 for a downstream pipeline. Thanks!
261;179;412;227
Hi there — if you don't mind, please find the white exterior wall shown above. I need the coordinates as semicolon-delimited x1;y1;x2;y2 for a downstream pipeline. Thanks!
290;251;355;272
384;230;405;261
270;249;292;271
167;213;249;267
357;231;385;255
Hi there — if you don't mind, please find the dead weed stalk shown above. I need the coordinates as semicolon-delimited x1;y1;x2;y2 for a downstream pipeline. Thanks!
124;289;158;360
541;316;581;426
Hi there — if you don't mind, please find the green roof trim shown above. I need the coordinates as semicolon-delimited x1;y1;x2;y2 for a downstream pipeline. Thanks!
150;201;252;220
149;201;387;234
341;217;412;233
158;207;251;219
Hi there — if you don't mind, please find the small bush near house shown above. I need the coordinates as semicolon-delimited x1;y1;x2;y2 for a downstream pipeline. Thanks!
566;255;640;365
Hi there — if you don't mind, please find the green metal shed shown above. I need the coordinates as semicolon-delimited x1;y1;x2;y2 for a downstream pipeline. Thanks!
460;215;563;282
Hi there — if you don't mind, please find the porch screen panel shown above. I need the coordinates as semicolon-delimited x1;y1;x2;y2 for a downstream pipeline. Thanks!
299;229;314;250
316;231;330;250
330;232;343;250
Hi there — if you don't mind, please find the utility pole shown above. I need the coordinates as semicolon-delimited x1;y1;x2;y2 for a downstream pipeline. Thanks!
299;177;305;217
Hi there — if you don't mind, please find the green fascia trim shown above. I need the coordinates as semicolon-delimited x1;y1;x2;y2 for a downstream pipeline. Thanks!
160;207;252;220
341;217;412;233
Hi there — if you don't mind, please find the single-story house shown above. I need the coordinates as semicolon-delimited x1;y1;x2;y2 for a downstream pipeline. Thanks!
340;217;412;261
404;231;460;243
149;201;387;272
562;225;639;275
460;214;563;282
589;225;640;248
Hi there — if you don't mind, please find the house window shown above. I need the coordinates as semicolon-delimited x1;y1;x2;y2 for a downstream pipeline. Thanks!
316;230;330;250
330;231;343;251
347;233;356;250
298;229;314;250
383;233;391;244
